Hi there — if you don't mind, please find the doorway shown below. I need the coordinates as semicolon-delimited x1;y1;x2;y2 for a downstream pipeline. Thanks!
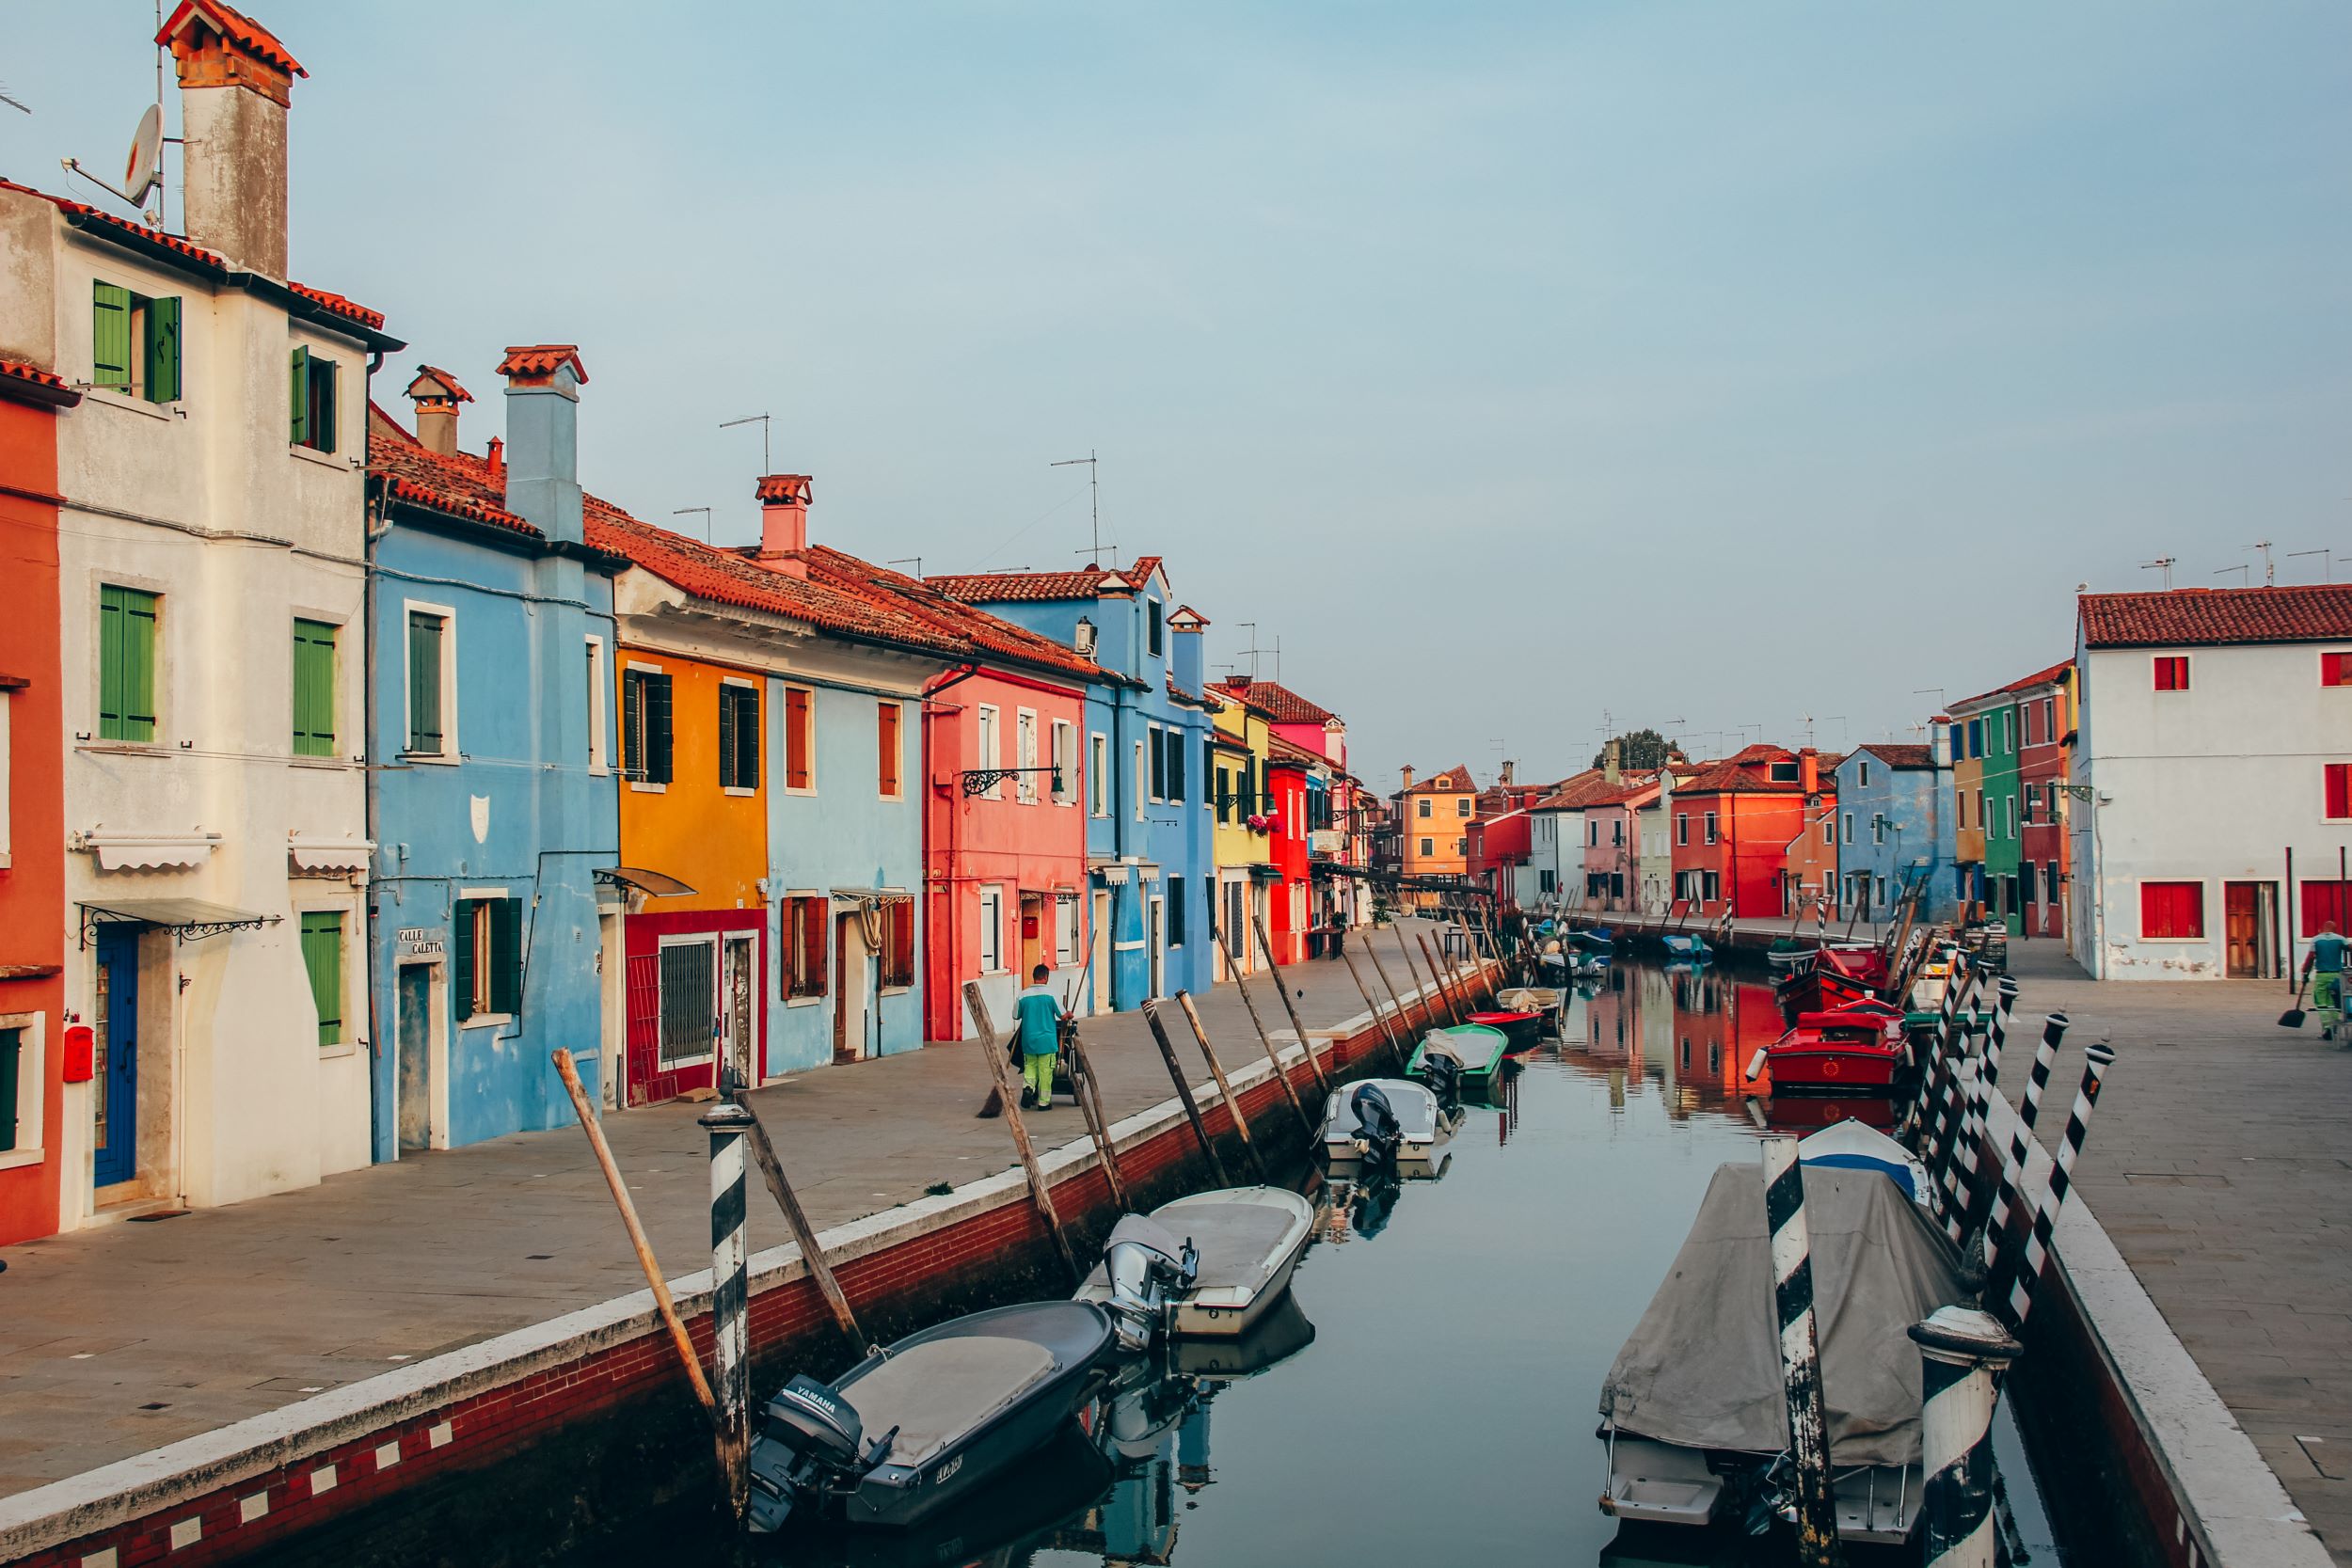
833;911;871;1064
93;927;139;1189
396;962;435;1152
1089;891;1112;1015
723;933;757;1088
1225;882;1247;976
1019;892;1044;979
2223;881;2275;979
1148;895;1166;1001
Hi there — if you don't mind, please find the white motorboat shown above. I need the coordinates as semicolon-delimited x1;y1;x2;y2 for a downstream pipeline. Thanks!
1075;1186;1316;1347
1798;1117;1933;1209
1317;1078;1458;1171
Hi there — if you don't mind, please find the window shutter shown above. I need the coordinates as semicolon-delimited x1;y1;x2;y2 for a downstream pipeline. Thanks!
290;345;309;446
879;703;901;796
736;685;760;790
315;356;338;454
0;1030;22;1151
2328;764;2351;822
1149;729;1166;799
147;295;181;403
99;586;158;742
786;687;810;789
718;687;739;788
300;912;342;1046
406;613;441;752
1168;877;1186;946
1168;732;1185;802
622;670;642;776
647;673;674;784
892;899;914;986
451;900;477;1022
491;898;523;1014
292;620;336;755
93;283;133;389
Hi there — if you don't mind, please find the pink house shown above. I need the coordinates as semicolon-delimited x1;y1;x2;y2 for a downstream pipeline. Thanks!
1582;776;1661;911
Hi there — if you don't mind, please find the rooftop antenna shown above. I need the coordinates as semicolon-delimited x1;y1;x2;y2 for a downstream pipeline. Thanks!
2289;547;2334;583
2140;556;2176;590
2214;563;2249;586
2246;540;2274;585
885;556;923;578
0;83;30;115
1050;451;1107;567
671;506;713;544
720;413;772;475
1235;622;1262;683
61;2;170;226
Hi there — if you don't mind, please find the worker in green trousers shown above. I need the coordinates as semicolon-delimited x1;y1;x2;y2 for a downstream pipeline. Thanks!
1014;963;1063;1108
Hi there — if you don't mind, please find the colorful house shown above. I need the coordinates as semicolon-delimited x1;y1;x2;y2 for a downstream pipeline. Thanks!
1208;678;1366;945
1949;684;2023;931
1208;688;1277;974
1565;771;1653;912
1665;746;1825;920
2010;662;2074;940
1778;750;1840;918
363;352;623;1153
1831;741;1957;923
1395;765;1478;910
0;358;77;1243
8;6;405;1222
1263;734;1319;964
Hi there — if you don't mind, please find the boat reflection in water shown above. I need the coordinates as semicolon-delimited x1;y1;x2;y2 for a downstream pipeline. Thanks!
1576;963;1786;1120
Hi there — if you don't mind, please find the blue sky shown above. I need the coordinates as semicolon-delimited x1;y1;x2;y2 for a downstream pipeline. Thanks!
8;2;2346;784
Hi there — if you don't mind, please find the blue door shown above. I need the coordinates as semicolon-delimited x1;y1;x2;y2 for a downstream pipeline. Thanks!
93;927;139;1187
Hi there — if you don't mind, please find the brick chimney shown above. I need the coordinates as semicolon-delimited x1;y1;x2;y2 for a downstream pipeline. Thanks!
1603;739;1622;786
1500;759;1516;787
496;346;586;545
1401;765;1416;790
159;2;304;277
1799;746;1820;795
755;474;812;578
404;366;470;457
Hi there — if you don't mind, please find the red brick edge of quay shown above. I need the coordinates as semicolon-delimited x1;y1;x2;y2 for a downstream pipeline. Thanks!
0;972;1476;1568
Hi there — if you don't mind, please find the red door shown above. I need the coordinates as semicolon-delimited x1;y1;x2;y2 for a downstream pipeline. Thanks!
625;950;661;1106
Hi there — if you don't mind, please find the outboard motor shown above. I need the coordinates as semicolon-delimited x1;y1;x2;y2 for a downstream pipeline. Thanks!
747;1373;897;1533
1101;1213;1199;1353
1348;1082;1404;1166
1418;1044;1464;1108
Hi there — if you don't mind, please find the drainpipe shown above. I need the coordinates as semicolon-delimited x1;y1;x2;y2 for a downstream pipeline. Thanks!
360;350;387;1160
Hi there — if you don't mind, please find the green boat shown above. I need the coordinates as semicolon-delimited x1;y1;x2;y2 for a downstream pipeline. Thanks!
1407;1024;1510;1084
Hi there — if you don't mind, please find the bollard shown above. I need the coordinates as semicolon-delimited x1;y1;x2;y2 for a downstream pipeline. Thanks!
2000;1043;2116;1328
1976;1012;2066;1280
1909;1306;2023;1568
1939;974;2017;1245
700;1100;755;1521
1759;1135;1843;1568
1902;948;1966;1136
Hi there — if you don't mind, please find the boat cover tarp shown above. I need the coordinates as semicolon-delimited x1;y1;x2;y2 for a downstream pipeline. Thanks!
1598;1164;1963;1467
846;1337;1056;1468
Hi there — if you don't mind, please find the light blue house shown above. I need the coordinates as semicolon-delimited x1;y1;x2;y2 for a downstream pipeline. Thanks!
1831;739;1959;923
364;352;622;1157
927;558;1216;1012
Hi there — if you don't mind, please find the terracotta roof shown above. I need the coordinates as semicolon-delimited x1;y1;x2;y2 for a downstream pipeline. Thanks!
157;0;305;76
496;345;588;384
1853;743;1934;769
755;473;811;503
1587;777;1664;808
792;546;1104;680
0;357;81;408
368;404;537;536
2080;586;2352;649
1403;765;1476;794
1674;748;1819;795
1955;658;2074;710
1534;769;1646;811
405;366;472;404
286;281;385;330
1211;677;1337;726
927;556;1165;603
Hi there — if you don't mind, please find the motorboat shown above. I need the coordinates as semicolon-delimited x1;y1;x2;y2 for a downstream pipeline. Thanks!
1660;933;1709;963
747;1300;1115;1533
1466;1009;1544;1053
1407;1023;1509;1085
1318;1078;1457;1171
1797;1117;1933;1208
1597;1164;1969;1546
1570;927;1616;950
1495;986;1560;1013
1774;944;1896;1016
1747;1007;1908;1094
1074;1186;1316;1347
783;1418;1113;1567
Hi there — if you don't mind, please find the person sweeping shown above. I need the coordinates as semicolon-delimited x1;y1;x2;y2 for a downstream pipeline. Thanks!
1014;963;1065;1108
2304;920;2346;1041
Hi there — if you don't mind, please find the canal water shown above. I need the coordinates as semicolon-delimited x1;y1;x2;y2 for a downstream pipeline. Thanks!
365;954;2072;1568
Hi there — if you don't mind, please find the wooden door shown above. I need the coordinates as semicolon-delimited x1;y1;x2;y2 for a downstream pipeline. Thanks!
396;964;433;1152
2223;883;2260;978
93;927;139;1188
724;935;756;1086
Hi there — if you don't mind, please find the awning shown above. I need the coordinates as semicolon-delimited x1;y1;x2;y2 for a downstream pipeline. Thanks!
596;866;696;898
288;834;374;873
78;898;280;947
1248;864;1286;882
73;830;220;871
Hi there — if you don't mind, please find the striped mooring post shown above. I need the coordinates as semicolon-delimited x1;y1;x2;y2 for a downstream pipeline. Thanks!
1909;1305;2024;1568
1913;959;1978;1196
1974;1011;2067;1275
2001;1043;2117;1328
1938;974;2018;1245
1904;948;1967;1138
701;1100;755;1519
1759;1135;1843;1568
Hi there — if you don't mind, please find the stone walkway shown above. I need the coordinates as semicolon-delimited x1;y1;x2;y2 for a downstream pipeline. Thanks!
0;929;1459;1500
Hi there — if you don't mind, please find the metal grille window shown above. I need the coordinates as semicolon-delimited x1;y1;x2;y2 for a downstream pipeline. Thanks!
292;619;337;756
405;612;446;754
98;585;158;742
658;940;716;1067
718;682;760;790
299;912;344;1047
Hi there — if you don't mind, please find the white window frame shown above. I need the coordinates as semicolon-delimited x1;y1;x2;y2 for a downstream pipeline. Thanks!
1056;894;1079;965
401;598;459;763
1419;836;1434;858
1015;707;1039;803
977;884;1006;974
1417;798;1431;819
976;705;1001;799
1858;760;1871;787
655;931;720;1067
1050;720;1075;805
2152;653;2191;692
1089;732;1109;816
584;635;609;774
0;1011;45;1170
456;886;517;1028
1455;796;1471;817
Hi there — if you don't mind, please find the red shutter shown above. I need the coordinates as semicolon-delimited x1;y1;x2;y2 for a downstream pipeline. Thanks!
2304;882;2347;938
787;687;812;790
801;898;828;995
2140;880;2204;940
2153;657;2188;691
878;702;901;796
2324;652;2352;688
2327;763;2351;822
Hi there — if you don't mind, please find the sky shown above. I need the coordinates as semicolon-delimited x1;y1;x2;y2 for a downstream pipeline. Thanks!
7;2;2347;788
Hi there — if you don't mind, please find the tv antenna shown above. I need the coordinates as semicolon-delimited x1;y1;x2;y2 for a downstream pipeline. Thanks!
886;556;923;578
720;413;772;475
2140;556;2175;590
2246;540;2274;585
2289;547;2334;582
2213;563;2249;586
0;83;29;116
1050;451;1109;567
672;506;712;544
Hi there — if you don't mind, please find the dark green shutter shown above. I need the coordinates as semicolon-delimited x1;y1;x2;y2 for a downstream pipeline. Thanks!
0;1028;20;1151
1168;877;1186;947
146;295;181;403
289;345;309;446
1168;735;1185;803
717;686;738;787
300;912;343;1047
93;283;133;389
1149;729;1166;799
406;612;442;752
451;900;477;1022
314;356;338;454
646;673;674;784
736;686;759;790
292;619;336;755
490;898;523;1015
98;585;158;742
622;669;642;777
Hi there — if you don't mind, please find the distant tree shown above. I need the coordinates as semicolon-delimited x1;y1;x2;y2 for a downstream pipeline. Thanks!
1593;728;1679;770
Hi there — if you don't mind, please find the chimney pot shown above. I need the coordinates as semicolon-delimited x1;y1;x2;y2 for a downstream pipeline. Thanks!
1799;747;1820;796
1400;765;1416;790
485;436;504;483
159;2;305;276
404;366;471;458
498;346;583;544
755;473;813;578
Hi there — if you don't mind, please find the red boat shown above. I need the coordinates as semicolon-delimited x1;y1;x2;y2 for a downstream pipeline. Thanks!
1773;944;1896;1020
1751;1007;1908;1094
1467;1010;1543;1053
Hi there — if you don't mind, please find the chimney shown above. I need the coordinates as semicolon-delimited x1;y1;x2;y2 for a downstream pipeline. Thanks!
756;474;812;578
159;2;304;277
485;437;504;484
1603;739;1622;786
404;366;471;457
496;346;586;545
1799;746;1819;796
1167;604;1207;694
1500;759;1516;787
1401;765;1416;790
1931;717;1954;768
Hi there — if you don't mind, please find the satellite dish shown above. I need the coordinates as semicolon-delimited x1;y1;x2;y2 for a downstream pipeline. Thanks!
122;103;162;206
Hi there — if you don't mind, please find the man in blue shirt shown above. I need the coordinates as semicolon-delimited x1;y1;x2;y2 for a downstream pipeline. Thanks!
2305;920;2346;1040
1013;964;1064;1108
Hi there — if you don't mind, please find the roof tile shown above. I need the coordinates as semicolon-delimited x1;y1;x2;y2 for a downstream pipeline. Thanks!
2080;586;2352;649
929;556;1166;604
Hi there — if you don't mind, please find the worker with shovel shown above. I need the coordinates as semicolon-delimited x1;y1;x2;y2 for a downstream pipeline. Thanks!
2303;921;2346;1040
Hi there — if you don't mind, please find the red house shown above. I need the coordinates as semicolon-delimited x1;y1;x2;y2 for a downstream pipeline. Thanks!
1263;734;1318;966
1667;745;1830;920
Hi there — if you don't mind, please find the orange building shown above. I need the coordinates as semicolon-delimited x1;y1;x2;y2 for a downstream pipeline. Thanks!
1395;764;1479;909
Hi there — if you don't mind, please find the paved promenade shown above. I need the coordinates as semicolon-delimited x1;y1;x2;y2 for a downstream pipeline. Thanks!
0;933;1453;1501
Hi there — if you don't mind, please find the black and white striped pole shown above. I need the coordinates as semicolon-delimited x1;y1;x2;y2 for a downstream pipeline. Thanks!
701;1100;755;1520
1909;1305;2023;1568
1913;965;1975;1212
1760;1134;1843;1567
1920;958;1986;1208
1975;1011;2067;1280
1905;949;1967;1139
1939;974;2017;1246
2001;1043;2116;1329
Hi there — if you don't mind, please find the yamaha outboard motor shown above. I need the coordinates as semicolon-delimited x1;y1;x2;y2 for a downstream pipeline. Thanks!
1418;1044;1464;1108
1100;1213;1199;1353
1347;1082;1404;1166
747;1373;896;1533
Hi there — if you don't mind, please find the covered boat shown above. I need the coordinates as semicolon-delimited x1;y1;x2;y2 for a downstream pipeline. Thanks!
1597;1164;1967;1545
1074;1186;1316;1345
1318;1077;1456;1171
748;1300;1114;1533
1748;1007;1907;1094
1660;933;1710;963
1406;1022;1509;1085
1797;1117;1932;1207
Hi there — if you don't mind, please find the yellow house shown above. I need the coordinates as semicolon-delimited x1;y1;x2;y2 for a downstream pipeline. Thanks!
1397;765;1478;910
1209;690;1274;974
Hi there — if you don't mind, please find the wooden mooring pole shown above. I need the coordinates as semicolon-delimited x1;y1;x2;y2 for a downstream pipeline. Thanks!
1142;999;1233;1186
961;982;1082;1283
1215;927;1315;1130
1174;991;1277;1178
1417;931;1465;1027
737;1100;873;1357
1252;911;1333;1097
1391;926;1436;1028
1061;1022;1132;1212
1359;938;1416;1067
1336;943;1402;1062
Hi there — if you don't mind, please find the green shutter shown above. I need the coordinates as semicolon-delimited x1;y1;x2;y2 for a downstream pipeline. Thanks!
146;295;181;403
98;585;158;742
290;345;309;446
406;612;442;752
93;283;133;389
292;619;336;755
646;673;674;784
735;685;760;790
0;1028;20;1151
314;356;338;454
490;898;523;1015
451;900;477;1022
718;686;739;788
300;912;343;1047
622;669;642;777
1168;877;1186;947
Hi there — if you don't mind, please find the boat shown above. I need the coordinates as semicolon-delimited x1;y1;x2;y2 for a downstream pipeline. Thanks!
1660;933;1709;963
1406;1023;1509;1085
1495;985;1560;1013
1318;1077;1457;1171
783;1417;1114;1567
1569;927;1616;950
1774;944;1896;1017
1466;1008;1544;1053
1797;1117;1932;1207
747;1299;1115;1533
1597;1164;1968;1545
1748;1007;1908;1094
1073;1186;1316;1347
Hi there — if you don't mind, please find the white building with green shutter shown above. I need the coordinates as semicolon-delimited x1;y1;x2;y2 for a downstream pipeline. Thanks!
0;4;404;1222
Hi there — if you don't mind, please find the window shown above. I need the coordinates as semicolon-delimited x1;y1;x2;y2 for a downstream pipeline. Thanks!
1613;821;1625;846
98;585;158;742
1166;727;1185;803
0;1026;23;1153
299;911;345;1047
1147;599;1164;657
1966;720;1983;758
1539;869;1556;895
1148;724;1167;800
783;685;813;791
452;896;523;1022
92;282;180;404
1872;814;1885;846
718;681;760;791
2325;652;2352;688
2302;882;2347;938
2139;880;2205;941
1587;821;1598;847
1134;741;1147;820
978;885;1005;973
1841;813;1854;845
2327;763;2352;822
657;938;715;1067
1703;812;1718;845
1858;761;1871;786
976;705;1000;798
621;665;673;784
405;610;450;756
1202;738;1216;812
2021;863;2039;907
1050;720;1074;804
1454;837;1468;856
289;619;338;757
1417;798;1432;818
1769;760;1799;784
1999;711;2012;753
2001;794;2016;839
585;637;608;772
880;897;915;989
781;895;828;998
1017;709;1039;802
2042;696;2057;739
1419;837;1435;857
1056;895;1080;966
1820;816;1834;846
1090;734;1111;816
1456;797;1472;817
1168;875;1187;946
2153;657;2189;691
1676;814;1689;847
290;345;338;452
864;700;898;799
1216;765;1232;824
